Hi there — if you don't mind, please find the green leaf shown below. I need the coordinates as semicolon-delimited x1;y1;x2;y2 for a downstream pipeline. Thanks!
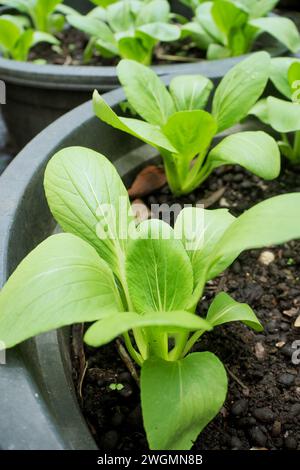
117;59;176;125
169;75;213;111
0;233;122;349
270;57;300;100
84;310;212;347
181;21;213;50
211;0;248;39
207;193;300;280
106;0;136;32
212;51;270;132
67;15;118;54
141;352;227;450
247;0;278;18
174;207;235;289
250;96;300;133
93;90;176;153
137;22;180;42
250;17;300;53
32;31;59;46
207;43;231;59
44;146;133;278
163;110;217;162
207;131;280;180
0;17;22;53
136;0;170;25
12;29;34;61
126;219;193;313
196;2;224;44
206;292;263;331
118;35;153;64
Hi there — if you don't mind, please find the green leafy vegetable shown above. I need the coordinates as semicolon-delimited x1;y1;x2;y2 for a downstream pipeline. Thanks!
67;0;180;64
250;58;300;164
181;0;300;59
0;14;58;60
0;0;80;60
94;53;280;195
1;146;300;449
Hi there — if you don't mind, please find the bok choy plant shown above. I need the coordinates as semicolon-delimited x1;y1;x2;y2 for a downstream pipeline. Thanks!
0;0;77;33
1;146;300;449
0;14;59;60
180;0;300;59
250;57;300;165
0;0;78;60
66;0;181;64
93;51;281;196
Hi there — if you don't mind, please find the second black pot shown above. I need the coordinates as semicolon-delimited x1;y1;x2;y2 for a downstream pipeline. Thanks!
0;1;288;149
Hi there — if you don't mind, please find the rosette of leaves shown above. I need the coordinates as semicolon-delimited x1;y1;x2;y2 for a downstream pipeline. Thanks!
67;0;181;64
93;51;281;196
0;0;78;60
180;0;300;59
250;58;300;165
1;146;300;449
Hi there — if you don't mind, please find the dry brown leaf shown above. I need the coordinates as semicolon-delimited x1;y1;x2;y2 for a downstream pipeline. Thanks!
128;165;166;199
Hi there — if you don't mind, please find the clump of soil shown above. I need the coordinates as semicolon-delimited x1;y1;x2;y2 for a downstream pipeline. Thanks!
29;27;204;66
72;162;300;451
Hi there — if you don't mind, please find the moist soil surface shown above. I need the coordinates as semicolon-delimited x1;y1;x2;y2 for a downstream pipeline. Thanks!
72;162;300;451
29;27;205;66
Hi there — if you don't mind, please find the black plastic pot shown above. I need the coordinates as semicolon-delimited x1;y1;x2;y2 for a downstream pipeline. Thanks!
0;88;133;450
0;66;273;448
0;2;288;149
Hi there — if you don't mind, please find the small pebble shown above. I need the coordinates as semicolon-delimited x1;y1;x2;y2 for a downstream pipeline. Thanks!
281;344;294;358
237;417;256;428
278;373;295;387
230;436;243;449
272;420;282;437
119;383;133;398
255;342;266;360
231;399;248;417
259;250;275;266
290;403;300;417
253;407;275;424
111;412;124;427
284;436;298;450
249;426;267;447
294;315;300;328
100;430;119;450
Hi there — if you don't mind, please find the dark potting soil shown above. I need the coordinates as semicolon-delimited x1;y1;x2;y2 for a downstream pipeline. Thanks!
72;162;300;451
29;27;205;66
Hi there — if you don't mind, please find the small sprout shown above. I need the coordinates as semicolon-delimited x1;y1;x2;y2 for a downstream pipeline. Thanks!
94;53;281;196
287;257;295;266
109;383;124;391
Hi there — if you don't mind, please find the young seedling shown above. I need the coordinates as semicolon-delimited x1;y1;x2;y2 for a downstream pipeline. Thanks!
0;14;59;60
0;0;77;33
93;51;281;196
1;146;300;449
67;0;181;65
250;57;300;165
181;0;300;59
0;1;78;60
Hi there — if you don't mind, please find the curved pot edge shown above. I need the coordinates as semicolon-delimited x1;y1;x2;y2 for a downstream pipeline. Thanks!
0;87;127;450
